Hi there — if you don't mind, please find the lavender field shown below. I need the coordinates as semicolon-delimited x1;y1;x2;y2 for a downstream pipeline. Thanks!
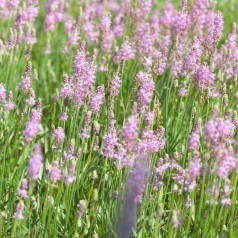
1;0;238;237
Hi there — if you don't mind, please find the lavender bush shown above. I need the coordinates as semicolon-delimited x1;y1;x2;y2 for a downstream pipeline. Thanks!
0;0;238;237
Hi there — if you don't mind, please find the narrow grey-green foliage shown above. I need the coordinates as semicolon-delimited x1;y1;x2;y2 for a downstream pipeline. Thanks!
0;0;238;238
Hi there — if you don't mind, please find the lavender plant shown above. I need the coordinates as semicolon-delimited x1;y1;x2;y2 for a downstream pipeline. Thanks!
0;0;238;237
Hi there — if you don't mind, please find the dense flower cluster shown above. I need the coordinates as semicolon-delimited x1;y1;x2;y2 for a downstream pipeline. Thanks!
0;83;6;103
53;127;65;145
194;65;215;91
23;106;42;142
1;0;238;237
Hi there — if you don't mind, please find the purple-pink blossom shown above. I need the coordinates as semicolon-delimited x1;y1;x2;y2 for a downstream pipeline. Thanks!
28;144;43;181
47;161;62;183
114;38;136;61
0;83;5;103
194;65;215;91
23;107;42;142
53;127;65;145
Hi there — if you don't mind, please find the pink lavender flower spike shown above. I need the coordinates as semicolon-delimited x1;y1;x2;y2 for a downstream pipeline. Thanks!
118;160;148;238
18;179;28;199
138;0;152;16
190;0;210;23
216;147;237;179
28;144;43;181
188;120;201;151
205;12;224;49
26;89;36;106
45;0;65;32
53;127;65;145
63;16;80;50
102;114;119;159
4;91;14;111
186;196;192;208
179;83;188;97
226;23;237;50
81;111;92;139
144;111;154;128
73;41;96;106
121;115;139;150
113;14;124;37
135;20;153;55
60;111;68;121
59;75;74;99
7;0;19;9
137;130;165;157
182;36;202;74
13;201;25;220
220;180;232;206
114;38;136;62
136;72;155;112
185;152;202;191
47;161;62;183
14;1;39;27
172;0;188;35
23;107;42;142
0;83;6;103
204;116;234;147
160;0;176;29
194;65;215;91
19;76;31;91
110;75;121;97
100;13;111;32
90;85;105;115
